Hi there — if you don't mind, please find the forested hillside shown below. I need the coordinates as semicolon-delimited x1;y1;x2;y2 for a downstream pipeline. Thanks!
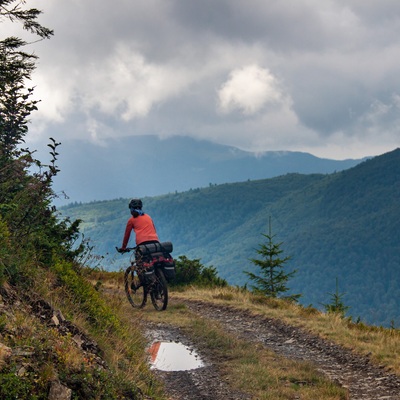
62;148;400;327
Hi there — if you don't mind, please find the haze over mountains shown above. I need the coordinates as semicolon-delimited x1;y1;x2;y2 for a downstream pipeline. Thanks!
62;147;400;327
52;135;366;205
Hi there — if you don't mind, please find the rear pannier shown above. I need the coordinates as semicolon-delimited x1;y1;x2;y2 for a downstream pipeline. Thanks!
140;264;155;285
162;257;176;282
136;241;175;282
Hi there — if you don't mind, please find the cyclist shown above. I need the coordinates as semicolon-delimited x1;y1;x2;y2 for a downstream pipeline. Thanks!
117;198;159;252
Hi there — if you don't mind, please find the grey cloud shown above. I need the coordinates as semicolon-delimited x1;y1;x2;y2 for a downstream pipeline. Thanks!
345;0;400;23
169;0;337;51
20;0;400;159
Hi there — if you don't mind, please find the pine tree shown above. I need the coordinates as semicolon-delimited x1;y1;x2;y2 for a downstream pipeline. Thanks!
244;217;301;301
322;278;350;317
0;0;53;158
0;1;82;277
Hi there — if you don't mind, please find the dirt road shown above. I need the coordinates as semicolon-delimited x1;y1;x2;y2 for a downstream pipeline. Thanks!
148;299;400;400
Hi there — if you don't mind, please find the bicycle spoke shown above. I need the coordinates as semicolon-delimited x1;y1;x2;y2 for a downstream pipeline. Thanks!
150;269;168;311
124;266;147;308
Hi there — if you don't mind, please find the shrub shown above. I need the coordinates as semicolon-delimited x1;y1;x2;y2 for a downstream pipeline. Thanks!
173;255;227;288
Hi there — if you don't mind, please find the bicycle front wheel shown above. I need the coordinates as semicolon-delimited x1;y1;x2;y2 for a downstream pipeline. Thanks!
124;266;147;308
150;268;168;311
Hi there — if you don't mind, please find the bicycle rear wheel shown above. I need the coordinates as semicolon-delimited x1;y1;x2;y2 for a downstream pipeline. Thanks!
124;266;147;308
150;268;168;311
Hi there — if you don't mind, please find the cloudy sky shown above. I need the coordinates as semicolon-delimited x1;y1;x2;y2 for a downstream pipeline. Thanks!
5;0;400;159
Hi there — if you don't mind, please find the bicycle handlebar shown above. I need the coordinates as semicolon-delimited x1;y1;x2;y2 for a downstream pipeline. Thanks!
115;246;137;253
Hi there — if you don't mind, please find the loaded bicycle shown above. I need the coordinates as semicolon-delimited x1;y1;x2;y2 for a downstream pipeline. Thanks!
117;242;175;311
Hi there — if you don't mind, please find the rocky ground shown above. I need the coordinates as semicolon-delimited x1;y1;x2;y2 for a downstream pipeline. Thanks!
147;299;400;400
0;285;108;400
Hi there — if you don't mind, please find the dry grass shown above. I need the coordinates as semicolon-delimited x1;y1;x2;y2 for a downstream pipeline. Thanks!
171;286;400;375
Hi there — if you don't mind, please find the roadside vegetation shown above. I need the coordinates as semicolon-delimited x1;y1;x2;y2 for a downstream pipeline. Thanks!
1;262;164;399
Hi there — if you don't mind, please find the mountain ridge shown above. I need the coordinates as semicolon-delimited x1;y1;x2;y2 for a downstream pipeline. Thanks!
51;135;367;205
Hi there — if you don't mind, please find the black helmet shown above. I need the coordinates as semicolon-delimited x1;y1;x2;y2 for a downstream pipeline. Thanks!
129;198;142;210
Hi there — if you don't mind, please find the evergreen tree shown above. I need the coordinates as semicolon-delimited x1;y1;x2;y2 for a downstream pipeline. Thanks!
322;278;350;317
245;217;301;301
0;0;53;159
0;1;82;280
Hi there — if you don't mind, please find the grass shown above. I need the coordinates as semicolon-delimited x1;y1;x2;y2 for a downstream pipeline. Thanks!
169;286;400;375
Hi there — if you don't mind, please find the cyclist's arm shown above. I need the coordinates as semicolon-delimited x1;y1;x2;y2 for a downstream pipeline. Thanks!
121;218;134;249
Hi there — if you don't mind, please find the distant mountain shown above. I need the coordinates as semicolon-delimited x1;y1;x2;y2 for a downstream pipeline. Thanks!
52;135;365;205
61;147;400;327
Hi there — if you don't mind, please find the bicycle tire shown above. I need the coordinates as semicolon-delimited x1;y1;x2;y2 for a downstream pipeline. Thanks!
150;268;168;311
124;266;147;308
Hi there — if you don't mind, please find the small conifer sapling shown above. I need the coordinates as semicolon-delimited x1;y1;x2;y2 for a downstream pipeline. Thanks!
244;217;301;301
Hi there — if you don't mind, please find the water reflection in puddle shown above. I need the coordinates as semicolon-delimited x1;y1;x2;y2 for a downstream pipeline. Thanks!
148;341;204;371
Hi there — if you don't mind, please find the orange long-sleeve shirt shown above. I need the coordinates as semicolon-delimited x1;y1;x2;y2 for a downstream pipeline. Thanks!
122;214;159;248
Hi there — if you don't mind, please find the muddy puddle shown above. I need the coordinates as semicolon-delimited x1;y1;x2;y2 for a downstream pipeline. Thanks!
148;341;205;371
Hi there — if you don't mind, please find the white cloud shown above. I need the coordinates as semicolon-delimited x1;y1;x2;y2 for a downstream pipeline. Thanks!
33;44;195;129
217;65;283;115
32;72;74;124
81;48;172;120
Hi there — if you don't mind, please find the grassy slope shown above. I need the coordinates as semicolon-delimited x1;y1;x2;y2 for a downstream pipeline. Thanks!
0;263;166;399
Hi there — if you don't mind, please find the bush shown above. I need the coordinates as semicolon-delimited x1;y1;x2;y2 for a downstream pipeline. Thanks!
173;255;227;288
0;371;37;400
